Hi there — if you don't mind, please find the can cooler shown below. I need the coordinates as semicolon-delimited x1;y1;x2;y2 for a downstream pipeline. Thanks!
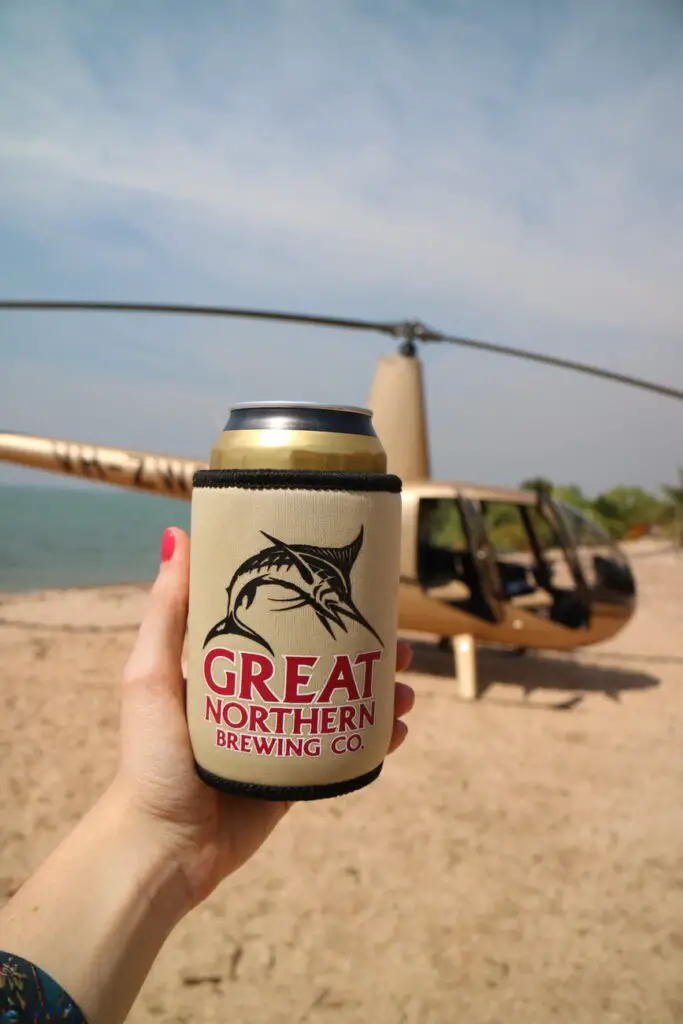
186;468;402;801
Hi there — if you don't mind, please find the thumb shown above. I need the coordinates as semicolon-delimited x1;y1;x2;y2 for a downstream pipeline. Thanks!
124;526;191;688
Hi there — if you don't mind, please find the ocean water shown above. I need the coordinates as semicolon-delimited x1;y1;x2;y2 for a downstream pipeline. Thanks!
0;484;191;592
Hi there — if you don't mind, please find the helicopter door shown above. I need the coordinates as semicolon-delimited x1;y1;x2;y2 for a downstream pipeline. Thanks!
479;498;589;633
457;497;505;622
416;497;503;624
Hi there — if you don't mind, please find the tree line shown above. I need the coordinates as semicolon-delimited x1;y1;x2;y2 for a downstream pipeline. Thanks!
520;472;683;544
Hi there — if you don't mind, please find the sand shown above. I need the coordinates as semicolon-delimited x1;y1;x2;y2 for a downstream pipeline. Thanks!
1;537;682;1023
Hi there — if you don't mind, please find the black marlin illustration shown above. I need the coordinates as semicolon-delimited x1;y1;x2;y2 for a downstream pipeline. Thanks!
203;527;383;655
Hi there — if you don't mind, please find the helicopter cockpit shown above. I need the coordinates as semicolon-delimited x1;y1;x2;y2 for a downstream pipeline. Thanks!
552;501;636;601
415;489;635;637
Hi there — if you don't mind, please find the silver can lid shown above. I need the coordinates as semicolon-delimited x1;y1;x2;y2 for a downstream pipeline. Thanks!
230;402;372;416
224;403;376;436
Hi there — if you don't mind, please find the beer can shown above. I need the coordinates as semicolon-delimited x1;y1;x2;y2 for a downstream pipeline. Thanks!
186;402;403;801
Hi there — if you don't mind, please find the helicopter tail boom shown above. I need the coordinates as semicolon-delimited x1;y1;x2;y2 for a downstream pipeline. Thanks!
0;431;201;500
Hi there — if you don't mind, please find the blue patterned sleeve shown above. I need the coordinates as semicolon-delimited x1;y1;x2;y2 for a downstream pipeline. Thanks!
0;951;87;1022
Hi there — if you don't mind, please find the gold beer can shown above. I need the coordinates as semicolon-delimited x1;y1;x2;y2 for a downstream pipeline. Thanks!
186;403;402;801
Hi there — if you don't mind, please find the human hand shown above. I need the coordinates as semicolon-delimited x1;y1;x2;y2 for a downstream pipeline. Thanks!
112;526;415;911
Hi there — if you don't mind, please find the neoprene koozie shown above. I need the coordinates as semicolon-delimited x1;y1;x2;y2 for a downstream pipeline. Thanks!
186;469;402;800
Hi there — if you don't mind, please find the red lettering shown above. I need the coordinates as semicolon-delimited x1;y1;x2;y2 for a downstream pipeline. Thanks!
318;655;360;703
292;707;319;735
239;653;278;702
216;728;227;746
225;731;239;750
284;737;303;756
205;696;223;724
303;738;321;756
347;733;363;752
270;707;291;733
206;648;382;704
354;651;382;698
319;706;337;733
222;701;248;729
253;736;277;755
248;705;272;733
239;734;253;753
331;736;346;754
339;705;357;731
283;655;318;703
358;701;375;728
204;648;236;696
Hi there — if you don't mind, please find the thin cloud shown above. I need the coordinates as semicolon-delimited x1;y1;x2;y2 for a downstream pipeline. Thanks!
0;0;681;492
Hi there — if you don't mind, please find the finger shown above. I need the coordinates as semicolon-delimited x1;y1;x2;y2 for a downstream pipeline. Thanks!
396;639;413;672
124;527;190;690
394;681;415;720
387;719;408;755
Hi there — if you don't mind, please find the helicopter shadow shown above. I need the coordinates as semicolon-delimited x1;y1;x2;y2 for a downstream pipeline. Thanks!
403;638;660;710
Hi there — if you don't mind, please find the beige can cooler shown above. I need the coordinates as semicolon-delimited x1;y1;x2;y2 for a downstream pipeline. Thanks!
186;468;402;800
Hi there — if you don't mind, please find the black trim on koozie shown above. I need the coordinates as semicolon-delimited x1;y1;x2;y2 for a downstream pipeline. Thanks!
195;761;383;801
192;468;402;492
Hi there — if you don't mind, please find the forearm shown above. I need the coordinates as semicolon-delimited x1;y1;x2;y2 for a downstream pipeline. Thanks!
0;782;190;1024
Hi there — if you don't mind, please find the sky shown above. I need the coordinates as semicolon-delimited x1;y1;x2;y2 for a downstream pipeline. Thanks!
1;0;682;496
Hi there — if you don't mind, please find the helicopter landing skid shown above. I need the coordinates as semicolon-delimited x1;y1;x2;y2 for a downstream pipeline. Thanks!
453;634;478;701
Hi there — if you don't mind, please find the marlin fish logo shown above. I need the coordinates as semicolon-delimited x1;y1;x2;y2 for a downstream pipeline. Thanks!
204;527;383;656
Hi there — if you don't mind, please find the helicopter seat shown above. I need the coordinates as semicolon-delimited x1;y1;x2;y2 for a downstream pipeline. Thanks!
426;580;471;602
497;562;536;599
418;543;475;605
510;590;553;611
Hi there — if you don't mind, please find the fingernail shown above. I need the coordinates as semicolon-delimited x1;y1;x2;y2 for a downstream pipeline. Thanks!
161;528;176;563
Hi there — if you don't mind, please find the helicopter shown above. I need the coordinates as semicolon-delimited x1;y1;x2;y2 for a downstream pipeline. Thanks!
1;300;681;696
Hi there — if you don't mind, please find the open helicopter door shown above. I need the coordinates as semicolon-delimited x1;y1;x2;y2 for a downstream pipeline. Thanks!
411;486;505;627
456;495;506;624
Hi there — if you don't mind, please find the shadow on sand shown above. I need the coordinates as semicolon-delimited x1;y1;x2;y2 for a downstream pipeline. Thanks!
404;639;660;710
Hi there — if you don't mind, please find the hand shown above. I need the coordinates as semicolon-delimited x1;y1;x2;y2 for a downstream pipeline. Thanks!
113;526;415;910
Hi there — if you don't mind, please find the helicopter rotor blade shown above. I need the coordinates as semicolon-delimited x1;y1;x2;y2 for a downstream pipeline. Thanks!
0;299;403;338
413;323;683;402
1;298;681;401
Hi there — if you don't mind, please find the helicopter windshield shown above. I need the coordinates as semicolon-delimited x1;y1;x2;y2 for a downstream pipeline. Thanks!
552;501;635;597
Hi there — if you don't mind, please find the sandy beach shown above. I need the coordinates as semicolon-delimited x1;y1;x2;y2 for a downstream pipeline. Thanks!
1;537;682;1023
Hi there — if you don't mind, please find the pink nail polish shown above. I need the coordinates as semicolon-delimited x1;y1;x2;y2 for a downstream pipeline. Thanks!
161;528;176;563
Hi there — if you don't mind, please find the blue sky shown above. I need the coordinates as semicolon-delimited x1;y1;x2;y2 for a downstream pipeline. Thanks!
1;0;682;494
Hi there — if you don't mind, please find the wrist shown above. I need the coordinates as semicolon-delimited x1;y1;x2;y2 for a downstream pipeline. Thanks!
98;779;195;925
103;774;225;914
0;783;193;1024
